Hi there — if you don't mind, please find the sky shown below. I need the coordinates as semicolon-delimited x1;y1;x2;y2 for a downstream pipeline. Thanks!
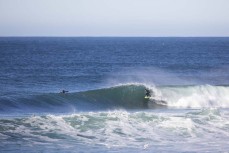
0;0;229;37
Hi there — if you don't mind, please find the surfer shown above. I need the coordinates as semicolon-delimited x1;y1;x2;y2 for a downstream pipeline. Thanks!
60;90;69;94
145;88;151;97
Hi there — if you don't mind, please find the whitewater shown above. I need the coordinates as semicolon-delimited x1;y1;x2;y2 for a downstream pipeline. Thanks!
1;37;229;152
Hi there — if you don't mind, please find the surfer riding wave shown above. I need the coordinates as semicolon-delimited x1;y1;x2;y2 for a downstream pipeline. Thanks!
145;88;151;97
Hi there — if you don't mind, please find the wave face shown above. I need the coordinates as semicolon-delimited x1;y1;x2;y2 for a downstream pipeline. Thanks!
1;84;229;113
0;84;149;113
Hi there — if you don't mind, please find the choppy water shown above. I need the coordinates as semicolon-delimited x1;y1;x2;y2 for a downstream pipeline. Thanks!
0;37;229;152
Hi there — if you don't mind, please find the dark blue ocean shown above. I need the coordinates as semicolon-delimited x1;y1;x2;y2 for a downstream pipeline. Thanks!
0;37;229;152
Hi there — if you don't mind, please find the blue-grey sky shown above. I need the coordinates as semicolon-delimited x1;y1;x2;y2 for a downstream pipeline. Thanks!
0;0;229;36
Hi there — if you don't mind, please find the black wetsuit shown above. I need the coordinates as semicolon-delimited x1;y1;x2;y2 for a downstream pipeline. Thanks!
145;89;151;97
61;90;68;94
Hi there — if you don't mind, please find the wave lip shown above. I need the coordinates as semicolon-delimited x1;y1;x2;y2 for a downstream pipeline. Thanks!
78;84;149;108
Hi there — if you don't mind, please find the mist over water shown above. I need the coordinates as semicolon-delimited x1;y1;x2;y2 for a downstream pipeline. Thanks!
0;37;229;152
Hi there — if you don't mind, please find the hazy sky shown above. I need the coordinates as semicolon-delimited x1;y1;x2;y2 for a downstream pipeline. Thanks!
0;0;229;36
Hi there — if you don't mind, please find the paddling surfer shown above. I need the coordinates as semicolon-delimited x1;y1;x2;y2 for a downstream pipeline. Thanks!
60;90;69;94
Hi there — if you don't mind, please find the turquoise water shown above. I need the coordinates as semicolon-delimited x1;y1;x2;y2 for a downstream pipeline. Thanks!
0;37;229;152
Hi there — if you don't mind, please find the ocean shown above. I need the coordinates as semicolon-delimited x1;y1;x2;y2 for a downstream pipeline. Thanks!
0;37;229;152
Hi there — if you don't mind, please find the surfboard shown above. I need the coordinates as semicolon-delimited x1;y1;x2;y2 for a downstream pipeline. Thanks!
144;96;150;99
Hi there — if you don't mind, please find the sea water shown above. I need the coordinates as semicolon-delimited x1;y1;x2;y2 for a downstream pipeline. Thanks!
0;37;229;152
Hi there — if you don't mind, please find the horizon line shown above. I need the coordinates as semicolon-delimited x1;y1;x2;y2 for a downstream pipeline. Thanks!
1;36;229;38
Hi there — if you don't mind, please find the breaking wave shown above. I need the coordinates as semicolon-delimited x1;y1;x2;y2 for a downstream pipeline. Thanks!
156;84;229;108
1;84;229;113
